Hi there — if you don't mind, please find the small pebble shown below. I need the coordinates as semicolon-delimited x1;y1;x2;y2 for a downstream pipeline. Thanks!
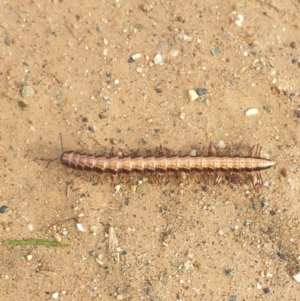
263;106;272;113
188;90;199;101
131;53;141;60
169;49;178;57
229;295;238;301
88;126;95;133
0;205;8;213
294;110;300;118
21;85;35;98
277;252;285;260
99;114;107;119
18;100;27;108
235;14;244;26
225;269;234;277
179;112;185;120
76;223;86;232
111;138;118;145
263;287;270;294
153;53;163;65
190;149;197;157
155;87;162;93
89;250;97;257
196;88;206;95
293;272;300;282
218;140;225;148
127;57;135;63
56;93;64;100
290;42;296;49
5;38;12;46
160;101;167;108
27;254;33;261
136;67;143;73
54;233;62;242
211;45;220;55
245;108;258;116
52;292;59;299
291;58;298;64
96;26;105;33
131;184;137;192
177;33;192;42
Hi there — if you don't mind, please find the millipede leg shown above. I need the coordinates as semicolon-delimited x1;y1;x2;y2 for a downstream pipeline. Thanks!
208;142;219;156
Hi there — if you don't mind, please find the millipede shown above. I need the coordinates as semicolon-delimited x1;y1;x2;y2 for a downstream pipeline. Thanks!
59;142;275;189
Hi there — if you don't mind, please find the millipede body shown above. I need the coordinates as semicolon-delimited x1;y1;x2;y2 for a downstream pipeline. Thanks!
60;145;275;175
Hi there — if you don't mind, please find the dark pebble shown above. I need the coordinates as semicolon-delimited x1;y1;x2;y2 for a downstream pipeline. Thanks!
105;72;111;78
127;57;135;63
88;126;95;133
124;198;130;206
196;88;206;95
291;58;298;64
277;252;286;260
270;210;276;216
294;110;300;119
155;87;162;93
290;41;296;49
229;295;238;301
99;114;107;119
89;250;97;257
225;269;234;277
0;205;8;213
82;117;88;122
263;287;270;294
251;203;257;210
92;182;98;186
18;100;27;108
280;168;287;177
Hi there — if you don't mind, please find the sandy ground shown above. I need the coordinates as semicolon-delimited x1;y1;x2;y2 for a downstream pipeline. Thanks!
1;0;300;300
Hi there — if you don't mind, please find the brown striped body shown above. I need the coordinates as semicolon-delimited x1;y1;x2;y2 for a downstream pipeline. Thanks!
60;151;275;174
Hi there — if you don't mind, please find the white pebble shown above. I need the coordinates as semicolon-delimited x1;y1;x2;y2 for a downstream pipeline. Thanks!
218;140;226;148
293;273;300;282
132;53;141;60
28;223;34;231
115;184;121;193
21;85;35;98
188;90;198;101
177;33;192;42
136;67;143;73
153;53;163;65
218;230;224;235
235;14;244;26
245;108;258;116
180;112;185;120
76;223;86;232
27;255;33;261
169;49;178;57
52;292;59;299
190;149;197;157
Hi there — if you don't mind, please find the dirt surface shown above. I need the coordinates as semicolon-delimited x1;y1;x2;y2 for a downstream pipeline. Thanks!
1;0;300;300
